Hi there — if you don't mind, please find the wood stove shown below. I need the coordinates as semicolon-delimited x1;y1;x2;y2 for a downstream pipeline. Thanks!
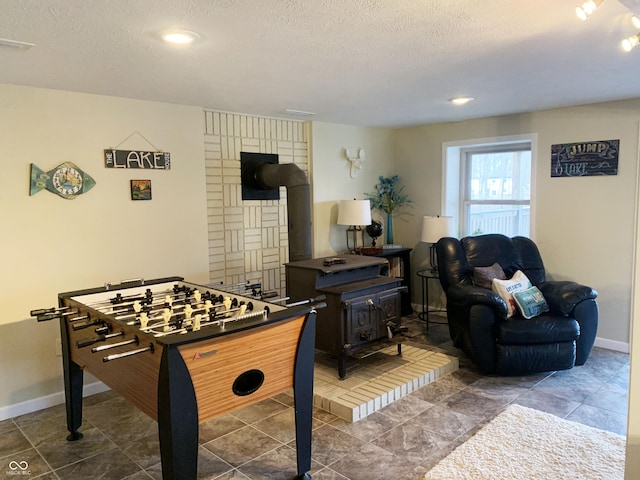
285;254;406;379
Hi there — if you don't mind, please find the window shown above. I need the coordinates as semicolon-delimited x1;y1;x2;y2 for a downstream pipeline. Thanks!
460;143;531;237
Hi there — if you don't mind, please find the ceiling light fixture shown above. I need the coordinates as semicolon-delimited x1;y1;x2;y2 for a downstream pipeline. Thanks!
161;29;200;45
622;13;640;52
576;1;640;53
0;37;35;50
576;0;605;20
622;33;640;51
449;96;475;106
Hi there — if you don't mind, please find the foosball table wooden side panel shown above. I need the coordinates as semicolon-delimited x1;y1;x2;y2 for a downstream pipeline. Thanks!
178;314;306;423
64;298;162;420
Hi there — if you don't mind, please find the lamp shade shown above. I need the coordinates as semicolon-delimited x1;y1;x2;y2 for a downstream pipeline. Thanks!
421;215;455;243
337;200;372;226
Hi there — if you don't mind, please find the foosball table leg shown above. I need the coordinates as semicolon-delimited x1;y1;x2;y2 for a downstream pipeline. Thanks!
60;317;84;441
293;311;317;480
158;346;198;480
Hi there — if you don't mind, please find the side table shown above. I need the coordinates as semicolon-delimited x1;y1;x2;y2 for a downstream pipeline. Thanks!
417;269;447;331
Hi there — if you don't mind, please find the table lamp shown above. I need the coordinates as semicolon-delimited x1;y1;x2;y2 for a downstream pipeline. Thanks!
421;215;455;272
337;199;372;253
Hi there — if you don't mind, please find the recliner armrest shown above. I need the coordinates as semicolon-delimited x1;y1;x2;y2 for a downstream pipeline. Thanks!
538;281;598;315
447;284;508;317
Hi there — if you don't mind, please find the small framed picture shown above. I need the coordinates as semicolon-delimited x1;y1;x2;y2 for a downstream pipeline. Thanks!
130;179;152;200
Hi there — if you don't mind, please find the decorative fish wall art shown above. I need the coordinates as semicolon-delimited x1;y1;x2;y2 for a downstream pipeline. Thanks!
30;162;96;199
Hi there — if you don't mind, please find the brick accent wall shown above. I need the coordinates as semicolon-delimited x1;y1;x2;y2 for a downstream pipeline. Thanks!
203;110;309;296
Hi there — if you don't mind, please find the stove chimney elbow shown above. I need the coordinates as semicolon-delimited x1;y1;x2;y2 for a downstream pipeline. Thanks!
255;163;312;262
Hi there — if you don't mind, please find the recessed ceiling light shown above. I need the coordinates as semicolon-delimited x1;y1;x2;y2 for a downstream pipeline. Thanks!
449;96;475;106
161;29;200;45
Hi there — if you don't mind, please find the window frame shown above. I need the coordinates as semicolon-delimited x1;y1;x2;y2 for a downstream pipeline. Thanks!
459;141;532;237
443;133;538;241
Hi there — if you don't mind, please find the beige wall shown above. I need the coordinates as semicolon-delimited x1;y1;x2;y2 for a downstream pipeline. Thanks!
628;118;640;477
310;121;395;257
628;226;640;478
0;84;209;411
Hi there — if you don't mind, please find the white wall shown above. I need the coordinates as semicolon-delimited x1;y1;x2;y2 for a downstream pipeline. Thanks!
310;122;395;257
0;84;209;411
394;100;640;347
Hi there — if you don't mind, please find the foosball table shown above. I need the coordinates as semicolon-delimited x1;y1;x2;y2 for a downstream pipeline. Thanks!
32;276;324;480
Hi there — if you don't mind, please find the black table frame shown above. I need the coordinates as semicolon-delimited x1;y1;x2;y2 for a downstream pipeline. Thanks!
417;269;448;331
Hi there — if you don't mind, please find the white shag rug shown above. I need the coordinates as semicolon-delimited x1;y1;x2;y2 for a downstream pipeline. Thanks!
424;404;625;480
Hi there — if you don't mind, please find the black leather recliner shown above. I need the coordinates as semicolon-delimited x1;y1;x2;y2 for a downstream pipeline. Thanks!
435;234;598;375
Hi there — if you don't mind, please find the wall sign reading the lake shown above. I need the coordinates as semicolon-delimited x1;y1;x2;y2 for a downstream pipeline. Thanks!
551;139;618;177
104;149;171;170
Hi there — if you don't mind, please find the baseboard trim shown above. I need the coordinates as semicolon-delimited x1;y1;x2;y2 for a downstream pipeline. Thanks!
0;381;110;422
594;337;630;354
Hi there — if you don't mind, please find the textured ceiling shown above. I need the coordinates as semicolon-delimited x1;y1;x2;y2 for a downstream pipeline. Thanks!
1;0;640;127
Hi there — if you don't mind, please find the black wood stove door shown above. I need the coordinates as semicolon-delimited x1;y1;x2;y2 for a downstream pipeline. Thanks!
347;295;377;348
345;290;401;349
378;289;401;332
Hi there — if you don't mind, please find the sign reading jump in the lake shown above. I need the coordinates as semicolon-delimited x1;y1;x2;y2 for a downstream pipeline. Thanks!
104;149;171;170
551;139;618;177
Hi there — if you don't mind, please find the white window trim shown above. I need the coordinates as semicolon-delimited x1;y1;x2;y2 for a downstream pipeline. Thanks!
442;133;538;240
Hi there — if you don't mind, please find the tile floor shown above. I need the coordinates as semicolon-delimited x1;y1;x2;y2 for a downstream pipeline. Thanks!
0;314;630;480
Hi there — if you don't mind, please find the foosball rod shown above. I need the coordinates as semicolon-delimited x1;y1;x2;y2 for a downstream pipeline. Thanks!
138;303;254;332
103;293;192;315
285;295;327;307
102;344;154;362
149;309;268;337
85;289;189;309
76;329;125;348
29;306;70;316
100;289;242;316
204;280;252;289
117;297;248;322
33;309;80;322
204;281;266;295
82;288;169;307
268;296;291;304
85;282;213;308
91;336;139;353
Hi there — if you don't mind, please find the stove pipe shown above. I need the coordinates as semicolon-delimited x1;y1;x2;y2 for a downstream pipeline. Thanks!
254;163;312;261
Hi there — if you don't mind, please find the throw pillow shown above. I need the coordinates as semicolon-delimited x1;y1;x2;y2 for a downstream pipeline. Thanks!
473;263;506;289
491;270;532;318
513;286;550;319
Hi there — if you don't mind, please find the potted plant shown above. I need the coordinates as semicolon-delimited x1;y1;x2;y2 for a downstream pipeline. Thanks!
365;175;413;244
